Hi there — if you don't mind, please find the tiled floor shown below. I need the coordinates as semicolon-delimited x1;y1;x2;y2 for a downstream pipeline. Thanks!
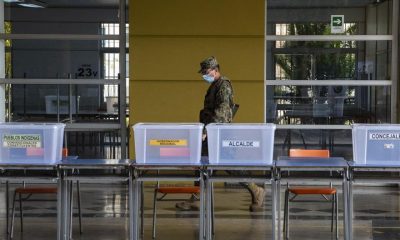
1;183;400;239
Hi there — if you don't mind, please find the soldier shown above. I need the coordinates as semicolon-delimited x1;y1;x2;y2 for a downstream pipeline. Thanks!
176;56;265;212
198;56;234;138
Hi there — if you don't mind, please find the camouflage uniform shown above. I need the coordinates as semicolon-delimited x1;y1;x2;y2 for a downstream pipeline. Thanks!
200;76;234;157
200;76;234;126
198;57;264;212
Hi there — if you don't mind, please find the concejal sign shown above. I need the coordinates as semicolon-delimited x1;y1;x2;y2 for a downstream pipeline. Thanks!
369;132;400;140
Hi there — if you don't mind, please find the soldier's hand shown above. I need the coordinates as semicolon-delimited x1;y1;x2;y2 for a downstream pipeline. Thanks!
202;134;207;141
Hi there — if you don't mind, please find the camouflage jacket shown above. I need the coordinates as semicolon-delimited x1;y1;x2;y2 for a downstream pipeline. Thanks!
199;76;234;126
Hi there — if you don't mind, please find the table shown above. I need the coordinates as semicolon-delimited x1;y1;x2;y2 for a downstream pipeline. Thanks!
275;157;350;240
131;162;205;240
0;161;60;239
204;163;276;240
347;162;400;240
58;158;131;240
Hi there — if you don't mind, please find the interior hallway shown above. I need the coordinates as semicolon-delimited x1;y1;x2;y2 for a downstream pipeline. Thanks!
0;183;399;240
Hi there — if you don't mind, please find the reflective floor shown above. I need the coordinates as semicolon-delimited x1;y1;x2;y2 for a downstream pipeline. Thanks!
1;183;400;240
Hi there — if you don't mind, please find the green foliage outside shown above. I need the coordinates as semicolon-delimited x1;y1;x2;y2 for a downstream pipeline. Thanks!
275;23;358;103
5;21;12;78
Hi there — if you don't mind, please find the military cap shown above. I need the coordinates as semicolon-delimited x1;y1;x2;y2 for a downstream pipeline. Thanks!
198;56;219;73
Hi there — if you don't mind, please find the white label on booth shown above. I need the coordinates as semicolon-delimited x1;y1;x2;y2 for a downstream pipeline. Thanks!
369;132;400;140
3;134;42;148
384;143;395;149
222;140;260;148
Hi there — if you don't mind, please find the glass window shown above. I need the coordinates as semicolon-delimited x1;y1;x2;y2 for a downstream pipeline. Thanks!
267;0;393;35
3;0;129;159
267;85;390;124
101;23;129;100
268;41;391;81
101;23;129;48
5;7;128;123
265;0;395;123
274;128;353;159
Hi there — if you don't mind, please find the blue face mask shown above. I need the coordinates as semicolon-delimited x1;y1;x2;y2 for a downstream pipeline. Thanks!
202;74;214;83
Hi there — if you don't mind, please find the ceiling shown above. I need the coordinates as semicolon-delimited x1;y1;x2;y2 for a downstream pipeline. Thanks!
5;0;383;8
45;0;119;7
268;0;381;8
5;0;120;8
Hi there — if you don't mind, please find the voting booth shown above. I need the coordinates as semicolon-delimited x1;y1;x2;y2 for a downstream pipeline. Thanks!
0;123;65;163
352;124;400;165
133;123;203;164
206;123;276;165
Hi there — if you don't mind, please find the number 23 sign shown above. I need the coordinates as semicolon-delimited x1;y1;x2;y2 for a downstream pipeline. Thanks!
76;64;98;78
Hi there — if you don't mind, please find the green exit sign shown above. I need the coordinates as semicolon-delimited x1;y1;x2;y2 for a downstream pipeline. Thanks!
332;16;343;26
331;15;345;34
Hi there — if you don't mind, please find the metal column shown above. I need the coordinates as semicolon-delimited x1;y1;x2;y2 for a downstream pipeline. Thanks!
119;0;128;158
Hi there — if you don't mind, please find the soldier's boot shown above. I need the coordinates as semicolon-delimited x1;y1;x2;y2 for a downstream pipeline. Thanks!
248;183;265;212
175;195;199;211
